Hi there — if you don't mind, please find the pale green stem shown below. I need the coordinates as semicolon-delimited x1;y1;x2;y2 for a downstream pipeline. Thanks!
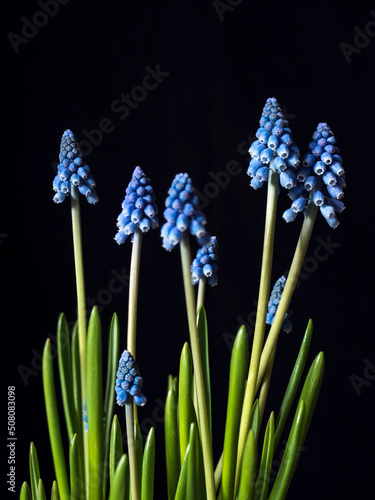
70;186;89;494
256;201;318;390
234;167;278;493
180;233;216;500
258;344;276;427
196;276;206;312
125;401;140;500
127;228;143;422
214;453;223;492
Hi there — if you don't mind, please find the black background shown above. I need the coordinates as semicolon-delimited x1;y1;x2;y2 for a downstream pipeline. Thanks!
3;0;375;498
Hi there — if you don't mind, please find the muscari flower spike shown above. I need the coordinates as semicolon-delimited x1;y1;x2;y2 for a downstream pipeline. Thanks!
266;276;293;333
161;173;210;251
282;122;345;229
191;235;219;287
115;350;147;407
52;129;99;205
247;97;300;190
114;166;159;244
83;399;88;432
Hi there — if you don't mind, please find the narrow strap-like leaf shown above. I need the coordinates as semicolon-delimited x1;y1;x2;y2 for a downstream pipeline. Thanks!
87;307;104;500
20;481;32;500
174;441;191;500
178;343;194;464
135;420;144;493
197;306;212;440
237;430;257;500
103;314;120;496
70;323;82;434
57;313;77;439
42;340;70;500
37;479;46;500
186;424;199;500
250;399;260;440
108;454;129;500
268;399;305;500
274;319;313;449
165;386;180;500
298;351;325;446
50;481;60;500
254;412;275;500
29;443;40;500
69;434;82;500
109;415;124;487
141;427;155;500
221;325;249;500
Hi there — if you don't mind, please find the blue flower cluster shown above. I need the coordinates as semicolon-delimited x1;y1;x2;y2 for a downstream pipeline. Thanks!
282;123;345;228
266;276;293;333
247;97;300;190
115;350;147;407
83;399;88;432
161;173;210;251
52;129;99;205
115;166;159;244
191;236;219;287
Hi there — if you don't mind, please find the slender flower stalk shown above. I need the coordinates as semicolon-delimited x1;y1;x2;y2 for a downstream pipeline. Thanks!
235;165;279;492
125;402;140;500
196;277;206;312
180;232;216;500
257;201;318;389
127;228;143;361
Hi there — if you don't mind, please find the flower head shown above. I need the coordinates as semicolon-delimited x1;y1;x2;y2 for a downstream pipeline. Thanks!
114;166;159;244
191;236;219;287
52;129;99;205
282;123;345;228
115;350;147;407
266;276;293;333
161;173;210;251
247;98;300;190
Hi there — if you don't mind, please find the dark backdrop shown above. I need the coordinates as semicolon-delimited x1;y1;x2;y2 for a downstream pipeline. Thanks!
3;0;375;498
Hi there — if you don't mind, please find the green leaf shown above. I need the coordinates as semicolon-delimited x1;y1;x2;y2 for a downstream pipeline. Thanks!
250;399;260;440
20;481;32;500
103;314;120;496
165;386;180;500
42;340;70;500
141;427;155;500
29;443;40;500
70;322;82;428
69;434;83;500
135;420;144;492
86;307;104;500
178;343;194;464
268;399;305;500
50;481;60;500
57;313;77;440
109;415;124;487
186;424;199;500
237;430;257;500
254;412;275;500
174;438;191;500
108;454;129;500
37;479;46;500
274;319;313;449
298;351;325;446
221;325;250;500
197;306;212;439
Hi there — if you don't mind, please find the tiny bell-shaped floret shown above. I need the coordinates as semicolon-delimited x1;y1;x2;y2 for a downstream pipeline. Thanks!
190;236;219;287
115;166;159;245
53;129;99;205
115;350;147;407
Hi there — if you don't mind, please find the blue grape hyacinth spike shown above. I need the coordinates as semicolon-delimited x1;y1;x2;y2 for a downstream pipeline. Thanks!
266;276;293;333
191;235;219;287
115;350;147;407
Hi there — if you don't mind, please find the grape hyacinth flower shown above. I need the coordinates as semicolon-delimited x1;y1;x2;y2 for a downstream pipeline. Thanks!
115;350;147;407
191;236;219;287
247;97;300;190
82;399;88;432
266;276;293;333
283;122;345;228
115;166;159;244
52;129;99;205
161;173;210;251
